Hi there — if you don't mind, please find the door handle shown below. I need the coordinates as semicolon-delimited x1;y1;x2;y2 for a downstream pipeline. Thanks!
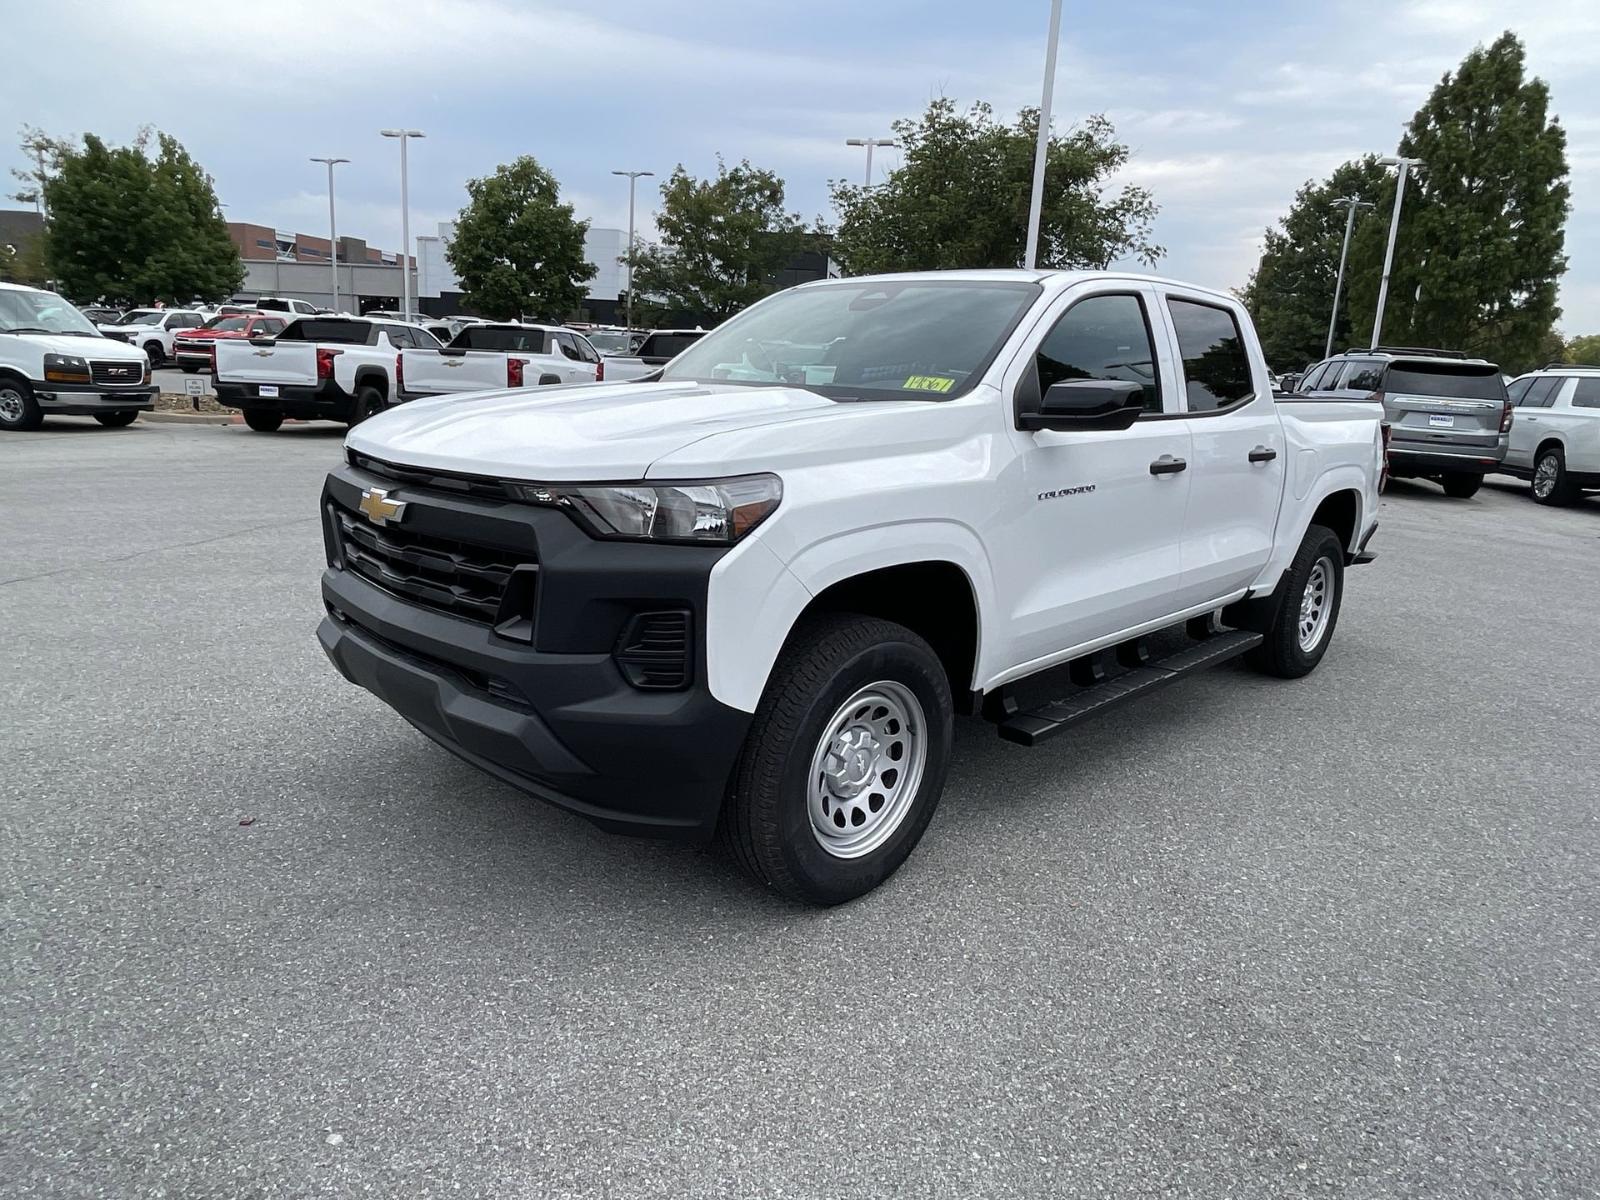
1524;416;1538;422
1149;456;1187;476
1248;446;1278;463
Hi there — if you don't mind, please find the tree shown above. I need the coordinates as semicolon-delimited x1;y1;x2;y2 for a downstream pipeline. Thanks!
1563;333;1600;364
1344;32;1569;374
629;160;808;323
447;156;594;321
1237;157;1387;370
41;129;243;302
828;98;1161;275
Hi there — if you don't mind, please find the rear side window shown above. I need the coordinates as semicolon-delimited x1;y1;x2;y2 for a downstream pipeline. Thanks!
278;319;375;345
1033;293;1162;412
1382;363;1506;401
452;327;549;353
1570;378;1600;409
1521;377;1560;408
1166;298;1254;411
1337;359;1383;392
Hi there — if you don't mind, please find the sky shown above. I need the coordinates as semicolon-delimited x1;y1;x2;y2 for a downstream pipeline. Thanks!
3;0;1596;331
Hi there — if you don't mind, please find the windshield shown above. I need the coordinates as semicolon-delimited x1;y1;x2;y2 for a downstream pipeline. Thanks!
1384;363;1506;401
204;316;250;332
584;331;634;354
658;280;1042;399
120;310;164;326
0;289;101;336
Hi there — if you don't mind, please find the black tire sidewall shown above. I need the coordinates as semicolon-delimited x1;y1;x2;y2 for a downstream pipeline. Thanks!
243;409;283;432
0;378;41;431
349;386;384;425
93;411;138;427
1252;526;1345;678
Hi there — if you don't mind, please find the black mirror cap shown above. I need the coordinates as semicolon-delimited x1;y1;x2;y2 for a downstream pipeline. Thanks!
1020;379;1146;432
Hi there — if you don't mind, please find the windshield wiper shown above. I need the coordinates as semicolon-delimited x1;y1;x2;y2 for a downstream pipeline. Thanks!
0;326;54;335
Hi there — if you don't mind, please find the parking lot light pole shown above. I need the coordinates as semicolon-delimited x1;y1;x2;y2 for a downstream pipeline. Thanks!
1371;155;1423;350
844;138;896;187
611;169;654;331
1024;0;1064;270
1326;195;1374;358
310;157;349;312
380;129;426;318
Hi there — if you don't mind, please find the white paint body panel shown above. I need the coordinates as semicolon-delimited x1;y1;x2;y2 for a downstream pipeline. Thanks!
346;270;1383;713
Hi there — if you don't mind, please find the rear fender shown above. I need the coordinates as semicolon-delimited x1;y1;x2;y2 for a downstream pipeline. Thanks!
1248;465;1369;596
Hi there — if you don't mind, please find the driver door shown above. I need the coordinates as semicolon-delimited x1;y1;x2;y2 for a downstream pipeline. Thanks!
989;284;1193;674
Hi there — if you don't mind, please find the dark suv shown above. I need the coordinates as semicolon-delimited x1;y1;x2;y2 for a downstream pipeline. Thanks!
1297;347;1510;498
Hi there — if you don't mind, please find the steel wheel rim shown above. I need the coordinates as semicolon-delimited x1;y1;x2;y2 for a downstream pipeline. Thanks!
807;680;927;860
1534;456;1558;497
1298;556;1335;652
0;388;23;423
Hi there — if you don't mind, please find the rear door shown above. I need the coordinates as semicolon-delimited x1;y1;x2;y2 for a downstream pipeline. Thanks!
552;332;596;382
1503;376;1545;469
1158;290;1287;607
1381;360;1507;453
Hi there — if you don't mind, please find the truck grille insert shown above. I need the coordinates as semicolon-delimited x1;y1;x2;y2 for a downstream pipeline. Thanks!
90;360;144;384
331;505;525;625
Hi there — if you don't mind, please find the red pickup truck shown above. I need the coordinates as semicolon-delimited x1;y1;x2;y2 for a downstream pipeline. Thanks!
173;313;289;374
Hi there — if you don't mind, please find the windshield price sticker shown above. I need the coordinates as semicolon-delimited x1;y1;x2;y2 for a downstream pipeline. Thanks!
903;374;956;393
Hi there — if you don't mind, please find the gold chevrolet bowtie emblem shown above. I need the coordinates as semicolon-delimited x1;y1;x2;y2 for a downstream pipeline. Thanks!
358;487;407;526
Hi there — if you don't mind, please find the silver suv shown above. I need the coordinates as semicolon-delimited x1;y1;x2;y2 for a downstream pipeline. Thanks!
1298;347;1510;498
1501;365;1600;504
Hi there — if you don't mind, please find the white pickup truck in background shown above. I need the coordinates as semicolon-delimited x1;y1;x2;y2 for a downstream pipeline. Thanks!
598;328;709;382
317;269;1383;905
214;315;441;432
397;323;601;402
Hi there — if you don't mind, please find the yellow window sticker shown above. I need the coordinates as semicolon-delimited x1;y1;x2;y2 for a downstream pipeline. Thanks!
903;374;956;393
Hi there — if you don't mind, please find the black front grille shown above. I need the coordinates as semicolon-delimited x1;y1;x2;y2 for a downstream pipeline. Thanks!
331;505;528;625
615;610;692;690
90;360;143;384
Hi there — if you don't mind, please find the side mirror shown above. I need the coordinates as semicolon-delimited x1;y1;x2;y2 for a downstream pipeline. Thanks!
1022;379;1146;432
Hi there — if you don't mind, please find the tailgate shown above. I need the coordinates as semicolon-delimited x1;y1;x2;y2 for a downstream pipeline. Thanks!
1382;362;1506;447
215;340;317;386
401;349;511;395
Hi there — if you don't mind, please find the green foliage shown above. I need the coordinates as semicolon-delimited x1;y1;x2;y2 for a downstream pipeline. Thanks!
1562;333;1600;365
629;160;808;323
1237;158;1387;370
446;156;594;322
1344;32;1569;373
828;99;1161;275
41;129;243;303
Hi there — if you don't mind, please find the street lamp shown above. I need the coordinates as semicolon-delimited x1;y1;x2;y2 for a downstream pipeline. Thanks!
310;156;349;312
611;169;654;332
1370;154;1423;350
845;138;896;187
1024;0;1064;269
1326;195;1375;358
380;129;425;318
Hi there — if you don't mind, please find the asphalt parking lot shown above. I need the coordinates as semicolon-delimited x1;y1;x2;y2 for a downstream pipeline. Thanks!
5;418;1600;1198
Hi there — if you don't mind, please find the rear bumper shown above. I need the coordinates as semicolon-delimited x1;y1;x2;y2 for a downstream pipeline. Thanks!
1387;440;1506;475
31;379;157;414
216;379;354;421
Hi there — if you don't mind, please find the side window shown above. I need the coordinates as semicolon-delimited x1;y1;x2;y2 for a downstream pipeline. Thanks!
1523;377;1560;408
554;333;583;361
574;336;599;364
1506;378;1533;406
412;328;442;350
1298;363;1330;391
263;319;285;334
1032;293;1162;412
1572;378;1600;409
1341;359;1383;392
387;326;416;349
1166;298;1254;412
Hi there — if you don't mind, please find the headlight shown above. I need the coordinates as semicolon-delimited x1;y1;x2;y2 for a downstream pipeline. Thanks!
510;474;782;544
43;353;91;383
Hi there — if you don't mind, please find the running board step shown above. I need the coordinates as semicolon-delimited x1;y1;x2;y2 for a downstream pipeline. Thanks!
997;630;1264;747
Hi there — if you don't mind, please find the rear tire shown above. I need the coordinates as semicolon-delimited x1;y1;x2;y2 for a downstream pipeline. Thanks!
1441;473;1482;499
1531;447;1576;505
1247;524;1345;679
721;613;954;906
242;408;284;433
347;386;385;426
93;411;139;428
0;378;43;431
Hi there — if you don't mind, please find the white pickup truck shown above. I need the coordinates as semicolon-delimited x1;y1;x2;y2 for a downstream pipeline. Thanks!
396;323;601;402
214;315;441;432
599;328;708;381
316;269;1383;904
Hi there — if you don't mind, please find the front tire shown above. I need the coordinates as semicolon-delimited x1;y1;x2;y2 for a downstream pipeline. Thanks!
144;341;165;367
93;411;139;428
721;614;954;905
242;408;284;433
1531;447;1576;505
180;362;200;374
1441;473;1482;499
0;378;43;431
1247;524;1345;679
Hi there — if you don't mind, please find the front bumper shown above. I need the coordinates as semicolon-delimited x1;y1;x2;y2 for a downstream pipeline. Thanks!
32;379;158;415
316;460;750;841
1387;439;1506;475
216;379;354;421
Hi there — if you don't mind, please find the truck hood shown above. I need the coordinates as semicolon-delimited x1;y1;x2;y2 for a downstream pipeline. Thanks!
12;332;147;360
346;381;853;480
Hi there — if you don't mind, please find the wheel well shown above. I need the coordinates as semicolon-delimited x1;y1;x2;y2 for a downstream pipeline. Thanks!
1310;489;1359;551
354;368;388;398
1535;437;1565;460
801;562;979;696
0;367;30;391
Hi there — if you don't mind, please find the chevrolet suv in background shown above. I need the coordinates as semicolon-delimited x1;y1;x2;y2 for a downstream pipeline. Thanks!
1297;348;1510;498
1500;365;1600;504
